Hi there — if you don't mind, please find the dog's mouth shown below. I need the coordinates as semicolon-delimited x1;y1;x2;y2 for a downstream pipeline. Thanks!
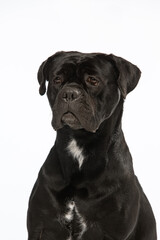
61;112;83;130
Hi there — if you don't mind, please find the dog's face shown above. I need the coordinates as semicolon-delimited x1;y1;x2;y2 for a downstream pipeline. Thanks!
38;51;141;132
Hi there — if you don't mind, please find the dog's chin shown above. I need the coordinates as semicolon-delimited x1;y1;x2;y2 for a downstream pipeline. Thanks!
52;112;99;133
61;112;83;130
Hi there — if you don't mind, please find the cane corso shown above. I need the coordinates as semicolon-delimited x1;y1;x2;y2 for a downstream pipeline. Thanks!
27;51;157;240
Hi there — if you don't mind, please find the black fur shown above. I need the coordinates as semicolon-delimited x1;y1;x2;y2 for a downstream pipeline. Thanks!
27;51;157;240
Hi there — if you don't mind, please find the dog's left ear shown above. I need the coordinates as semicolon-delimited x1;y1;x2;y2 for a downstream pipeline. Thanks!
37;57;52;95
109;54;141;99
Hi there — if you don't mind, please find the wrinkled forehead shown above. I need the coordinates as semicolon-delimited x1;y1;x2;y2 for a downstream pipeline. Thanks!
50;52;115;77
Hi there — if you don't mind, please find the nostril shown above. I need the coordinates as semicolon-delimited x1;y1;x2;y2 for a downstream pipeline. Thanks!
71;93;75;100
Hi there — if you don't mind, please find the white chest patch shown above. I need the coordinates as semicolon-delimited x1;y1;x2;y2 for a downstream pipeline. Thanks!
67;139;85;169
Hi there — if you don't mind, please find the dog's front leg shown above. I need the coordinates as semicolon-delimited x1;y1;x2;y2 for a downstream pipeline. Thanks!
28;221;70;240
27;179;70;240
27;230;43;240
27;206;70;240
28;222;70;240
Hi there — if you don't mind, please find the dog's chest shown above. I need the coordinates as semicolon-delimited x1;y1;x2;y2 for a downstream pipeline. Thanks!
62;201;87;239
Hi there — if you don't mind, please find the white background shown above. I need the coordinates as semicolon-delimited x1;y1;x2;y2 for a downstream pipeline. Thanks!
0;0;159;239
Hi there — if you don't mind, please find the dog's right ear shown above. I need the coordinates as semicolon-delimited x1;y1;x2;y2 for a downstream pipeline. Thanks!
37;52;64;95
37;57;52;95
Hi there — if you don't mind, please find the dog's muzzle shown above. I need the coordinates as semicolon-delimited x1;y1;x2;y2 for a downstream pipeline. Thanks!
60;84;83;129
52;83;97;131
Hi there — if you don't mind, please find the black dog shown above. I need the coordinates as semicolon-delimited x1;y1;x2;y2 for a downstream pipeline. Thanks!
27;51;157;240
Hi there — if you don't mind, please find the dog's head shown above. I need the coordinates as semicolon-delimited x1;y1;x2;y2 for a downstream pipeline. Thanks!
37;51;141;133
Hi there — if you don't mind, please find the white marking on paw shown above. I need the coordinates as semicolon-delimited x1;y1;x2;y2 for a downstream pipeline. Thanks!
67;139;85;169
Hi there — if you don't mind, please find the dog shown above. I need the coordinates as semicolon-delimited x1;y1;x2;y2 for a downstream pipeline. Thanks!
27;51;157;240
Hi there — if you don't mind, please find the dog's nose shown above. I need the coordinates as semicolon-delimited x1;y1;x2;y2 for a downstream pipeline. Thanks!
62;87;82;102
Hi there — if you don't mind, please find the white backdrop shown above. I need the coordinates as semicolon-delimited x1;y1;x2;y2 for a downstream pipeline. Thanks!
0;0;159;239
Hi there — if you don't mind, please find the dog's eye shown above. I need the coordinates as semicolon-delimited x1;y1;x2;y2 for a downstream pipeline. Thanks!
54;76;63;84
86;77;99;86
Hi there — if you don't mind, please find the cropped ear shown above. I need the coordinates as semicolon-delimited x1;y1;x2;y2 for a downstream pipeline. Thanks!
109;54;141;99
37;57;52;95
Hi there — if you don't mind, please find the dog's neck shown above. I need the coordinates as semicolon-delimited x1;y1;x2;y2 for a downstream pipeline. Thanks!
53;98;133;186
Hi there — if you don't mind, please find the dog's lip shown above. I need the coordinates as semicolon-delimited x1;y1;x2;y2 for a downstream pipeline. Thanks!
61;112;98;132
62;111;77;119
61;112;80;126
